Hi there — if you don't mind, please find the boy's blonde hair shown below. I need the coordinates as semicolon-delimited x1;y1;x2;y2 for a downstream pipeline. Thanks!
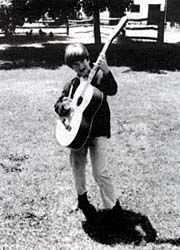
65;43;89;68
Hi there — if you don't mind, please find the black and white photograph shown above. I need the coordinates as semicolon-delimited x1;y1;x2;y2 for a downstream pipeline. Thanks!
0;0;180;249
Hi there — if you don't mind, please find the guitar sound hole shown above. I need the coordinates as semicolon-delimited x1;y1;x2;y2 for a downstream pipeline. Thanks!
77;96;83;106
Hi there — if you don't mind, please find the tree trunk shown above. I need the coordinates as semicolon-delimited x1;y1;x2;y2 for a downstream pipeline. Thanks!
93;8;101;44
157;11;165;43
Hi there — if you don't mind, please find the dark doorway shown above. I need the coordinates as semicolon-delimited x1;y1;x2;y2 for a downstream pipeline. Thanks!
148;4;161;25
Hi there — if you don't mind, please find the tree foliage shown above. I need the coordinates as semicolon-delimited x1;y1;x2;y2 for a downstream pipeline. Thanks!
0;0;17;35
81;0;132;17
24;0;81;22
80;0;107;16
166;0;180;23
0;0;132;42
110;0;132;17
0;0;81;35
80;0;132;43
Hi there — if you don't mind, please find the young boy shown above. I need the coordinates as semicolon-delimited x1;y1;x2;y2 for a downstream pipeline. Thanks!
55;43;118;221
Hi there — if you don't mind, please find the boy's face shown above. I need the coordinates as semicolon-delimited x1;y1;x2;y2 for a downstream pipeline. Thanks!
72;59;91;78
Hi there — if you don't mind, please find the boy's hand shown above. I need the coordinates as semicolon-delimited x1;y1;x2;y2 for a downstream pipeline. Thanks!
54;96;72;117
62;97;72;111
96;53;110;75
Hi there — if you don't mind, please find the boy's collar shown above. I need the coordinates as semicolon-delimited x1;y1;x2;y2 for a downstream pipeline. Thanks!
77;75;88;80
77;69;91;79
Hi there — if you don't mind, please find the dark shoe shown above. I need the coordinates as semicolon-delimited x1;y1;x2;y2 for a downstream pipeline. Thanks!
112;199;123;213
78;192;97;222
96;199;123;226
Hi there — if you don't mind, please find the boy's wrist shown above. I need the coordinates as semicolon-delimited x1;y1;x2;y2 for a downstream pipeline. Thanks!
102;68;110;75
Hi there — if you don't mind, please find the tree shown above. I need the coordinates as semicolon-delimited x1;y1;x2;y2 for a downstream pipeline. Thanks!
0;0;29;35
24;0;81;23
80;0;105;44
0;0;25;35
108;0;132;24
0;0;132;43
0;0;81;35
81;0;132;44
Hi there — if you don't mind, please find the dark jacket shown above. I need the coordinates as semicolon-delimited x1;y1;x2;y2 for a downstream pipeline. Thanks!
54;70;118;138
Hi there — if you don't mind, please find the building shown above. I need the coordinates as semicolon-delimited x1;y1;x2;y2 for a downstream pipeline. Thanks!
130;0;166;24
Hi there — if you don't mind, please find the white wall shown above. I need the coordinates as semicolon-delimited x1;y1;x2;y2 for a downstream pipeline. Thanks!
130;0;165;19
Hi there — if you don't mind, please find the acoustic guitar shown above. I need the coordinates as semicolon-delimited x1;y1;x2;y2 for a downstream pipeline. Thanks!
56;15;128;150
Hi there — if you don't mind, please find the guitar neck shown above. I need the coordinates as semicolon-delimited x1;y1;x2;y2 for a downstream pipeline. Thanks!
99;15;128;58
79;15;128;97
93;15;128;75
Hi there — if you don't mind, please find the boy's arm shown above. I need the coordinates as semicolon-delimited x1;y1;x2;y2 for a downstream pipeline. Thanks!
54;81;71;117
94;70;118;96
94;54;118;96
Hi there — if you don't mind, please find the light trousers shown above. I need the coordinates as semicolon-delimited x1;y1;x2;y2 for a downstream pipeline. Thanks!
70;136;116;209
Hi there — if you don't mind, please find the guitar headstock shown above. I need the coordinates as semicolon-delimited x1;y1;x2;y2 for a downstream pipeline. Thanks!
101;15;128;55
111;16;128;40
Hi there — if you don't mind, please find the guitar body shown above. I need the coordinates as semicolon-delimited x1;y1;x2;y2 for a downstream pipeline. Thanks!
56;83;103;150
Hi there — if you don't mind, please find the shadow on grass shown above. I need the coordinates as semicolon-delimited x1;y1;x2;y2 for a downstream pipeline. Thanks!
82;201;157;246
0;35;68;70
1;37;180;71
82;200;180;247
0;34;55;44
156;237;180;246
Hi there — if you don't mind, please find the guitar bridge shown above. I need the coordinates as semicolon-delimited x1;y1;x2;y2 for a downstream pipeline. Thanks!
62;119;72;131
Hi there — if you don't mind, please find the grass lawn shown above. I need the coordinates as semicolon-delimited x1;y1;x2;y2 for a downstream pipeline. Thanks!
0;65;180;250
